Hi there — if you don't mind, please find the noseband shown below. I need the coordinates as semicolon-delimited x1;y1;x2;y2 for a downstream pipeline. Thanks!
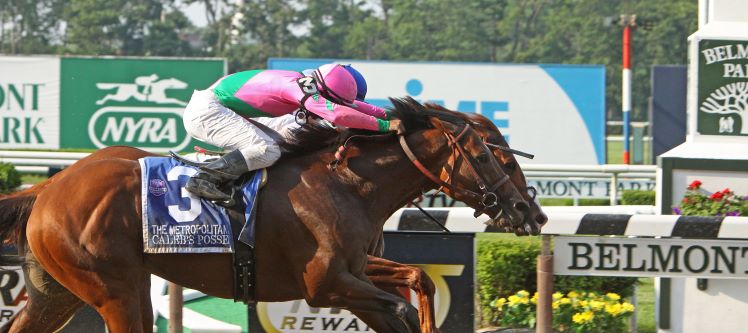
399;123;510;216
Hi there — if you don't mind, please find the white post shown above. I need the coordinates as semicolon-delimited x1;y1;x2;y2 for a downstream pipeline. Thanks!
610;172;619;206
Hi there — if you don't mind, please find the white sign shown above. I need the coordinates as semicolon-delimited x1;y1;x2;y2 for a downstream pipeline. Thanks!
0;56;60;149
555;236;748;278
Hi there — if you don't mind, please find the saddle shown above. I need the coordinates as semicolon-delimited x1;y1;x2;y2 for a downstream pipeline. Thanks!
169;151;265;303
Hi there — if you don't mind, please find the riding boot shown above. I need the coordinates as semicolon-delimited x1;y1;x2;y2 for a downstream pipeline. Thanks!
185;149;249;201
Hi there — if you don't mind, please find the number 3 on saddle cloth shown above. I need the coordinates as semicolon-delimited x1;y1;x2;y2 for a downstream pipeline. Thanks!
138;156;265;254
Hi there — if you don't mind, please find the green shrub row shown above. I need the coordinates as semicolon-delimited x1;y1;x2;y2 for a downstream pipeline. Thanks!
621;190;656;205
477;236;638;326
0;163;21;194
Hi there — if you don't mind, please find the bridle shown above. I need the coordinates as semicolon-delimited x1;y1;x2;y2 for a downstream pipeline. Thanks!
481;137;538;204
398;123;511;217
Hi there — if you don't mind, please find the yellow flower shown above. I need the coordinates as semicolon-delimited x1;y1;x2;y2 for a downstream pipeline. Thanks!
495;298;507;308
621;302;635;313
517;290;530;298
567;291;579;299
552;301;560;309
553;292;563;300
605;303;622;316
572;311;594;324
508;295;529;306
589;300;605;311
606;293;621;301
559;297;571;305
531;293;538;304
587;292;597;298
577;300;588;308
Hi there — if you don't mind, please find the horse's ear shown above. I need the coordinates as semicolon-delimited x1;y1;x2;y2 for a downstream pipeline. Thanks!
429;117;456;132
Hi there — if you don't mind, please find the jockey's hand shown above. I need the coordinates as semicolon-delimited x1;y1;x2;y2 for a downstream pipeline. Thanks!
388;119;405;135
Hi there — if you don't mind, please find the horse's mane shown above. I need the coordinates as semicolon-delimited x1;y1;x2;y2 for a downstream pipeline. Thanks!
278;97;466;155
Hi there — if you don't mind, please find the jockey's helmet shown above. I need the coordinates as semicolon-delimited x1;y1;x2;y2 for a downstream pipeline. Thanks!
312;64;358;107
342;65;367;101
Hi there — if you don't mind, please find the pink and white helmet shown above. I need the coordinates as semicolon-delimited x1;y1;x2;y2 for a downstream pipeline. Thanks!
312;64;358;107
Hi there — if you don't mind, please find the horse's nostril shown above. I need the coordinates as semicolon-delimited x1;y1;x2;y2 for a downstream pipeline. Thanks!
536;213;549;225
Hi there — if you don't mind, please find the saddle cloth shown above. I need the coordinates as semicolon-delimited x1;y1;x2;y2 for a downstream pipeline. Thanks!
138;156;264;254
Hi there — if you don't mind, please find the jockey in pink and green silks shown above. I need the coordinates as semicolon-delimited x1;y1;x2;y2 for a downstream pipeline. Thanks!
182;64;401;201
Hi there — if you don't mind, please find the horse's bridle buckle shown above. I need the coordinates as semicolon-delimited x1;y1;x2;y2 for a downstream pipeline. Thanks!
481;192;498;208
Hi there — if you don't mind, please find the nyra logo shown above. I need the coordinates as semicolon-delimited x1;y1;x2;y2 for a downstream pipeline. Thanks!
90;74;191;152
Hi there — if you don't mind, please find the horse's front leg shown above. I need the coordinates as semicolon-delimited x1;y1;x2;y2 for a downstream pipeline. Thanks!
303;266;421;333
366;256;441;333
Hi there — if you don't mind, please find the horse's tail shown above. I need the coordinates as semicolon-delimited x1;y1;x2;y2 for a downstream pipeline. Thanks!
0;188;38;267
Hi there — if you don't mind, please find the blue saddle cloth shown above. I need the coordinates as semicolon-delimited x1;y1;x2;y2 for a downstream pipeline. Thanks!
138;157;263;253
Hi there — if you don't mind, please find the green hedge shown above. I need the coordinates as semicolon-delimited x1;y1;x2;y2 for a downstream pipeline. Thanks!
477;236;638;325
621;190;656;205
0;163;21;194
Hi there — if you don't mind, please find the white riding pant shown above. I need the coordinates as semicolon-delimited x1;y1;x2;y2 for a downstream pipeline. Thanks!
251;113;301;142
182;89;282;171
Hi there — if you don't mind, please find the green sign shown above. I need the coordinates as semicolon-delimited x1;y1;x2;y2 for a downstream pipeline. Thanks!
60;57;224;151
697;39;748;136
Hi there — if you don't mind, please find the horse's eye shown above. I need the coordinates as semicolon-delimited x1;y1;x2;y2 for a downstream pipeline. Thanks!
505;161;517;171
477;153;490;163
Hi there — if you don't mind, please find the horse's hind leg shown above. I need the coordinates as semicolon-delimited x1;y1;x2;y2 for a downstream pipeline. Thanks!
2;256;83;333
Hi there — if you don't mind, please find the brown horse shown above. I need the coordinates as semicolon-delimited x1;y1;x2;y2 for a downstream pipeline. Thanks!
0;101;546;333
0;102;546;333
0;98;532;333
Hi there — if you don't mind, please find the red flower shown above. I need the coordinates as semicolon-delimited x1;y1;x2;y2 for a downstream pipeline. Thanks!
682;197;690;204
689;180;702;189
722;188;732;194
710;192;725;200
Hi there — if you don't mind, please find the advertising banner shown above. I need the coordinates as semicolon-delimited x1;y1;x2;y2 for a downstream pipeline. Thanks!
0;56;60;149
59;57;224;152
249;232;475;333
269;58;606;164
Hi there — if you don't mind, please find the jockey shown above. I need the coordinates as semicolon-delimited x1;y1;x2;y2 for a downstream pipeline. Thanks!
182;63;401;201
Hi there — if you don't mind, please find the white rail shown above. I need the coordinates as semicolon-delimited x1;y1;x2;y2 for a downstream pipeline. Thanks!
2;150;657;205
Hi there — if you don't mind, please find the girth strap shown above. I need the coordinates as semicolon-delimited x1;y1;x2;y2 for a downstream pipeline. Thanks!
226;189;256;304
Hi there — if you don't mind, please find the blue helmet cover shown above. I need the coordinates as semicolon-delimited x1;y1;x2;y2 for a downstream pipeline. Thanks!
342;64;368;101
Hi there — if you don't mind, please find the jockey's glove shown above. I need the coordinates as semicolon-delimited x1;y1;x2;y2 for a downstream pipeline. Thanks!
388;119;405;135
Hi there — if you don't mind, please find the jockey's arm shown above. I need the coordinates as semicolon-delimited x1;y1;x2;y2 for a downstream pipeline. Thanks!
303;95;390;133
351;101;388;120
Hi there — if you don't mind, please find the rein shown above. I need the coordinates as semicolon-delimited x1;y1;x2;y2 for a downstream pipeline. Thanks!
327;121;511;221
484;142;535;160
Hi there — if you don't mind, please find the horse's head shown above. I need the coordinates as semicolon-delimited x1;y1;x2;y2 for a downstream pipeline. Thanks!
462;112;548;235
417;103;547;235
390;97;529;227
